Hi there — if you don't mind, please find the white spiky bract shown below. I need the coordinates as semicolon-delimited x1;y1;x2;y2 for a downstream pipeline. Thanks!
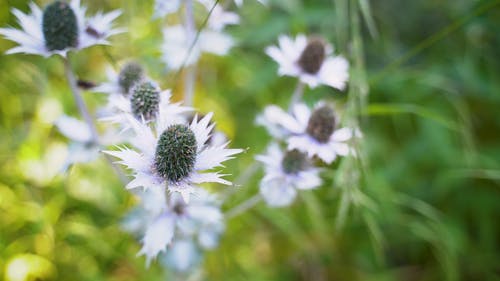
0;0;123;57
265;34;349;89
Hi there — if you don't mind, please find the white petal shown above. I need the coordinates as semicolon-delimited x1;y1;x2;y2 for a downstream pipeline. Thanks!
255;143;283;171
291;103;311;128
103;148;151;173
126;172;163;190
190;112;215;151
331;127;354;142
162;239;200;272
153;0;181;18
294;170;322;190
190;172;231;185
260;177;297;207
55;115;92;143
171;184;198;204
263;105;304;134
127;115;157;157
187;204;223;225
195;143;242;170
138;212;175;266
199;30;234;55
138;185;167;215
318;56;349;90
333;141;350;156
317;143;337;164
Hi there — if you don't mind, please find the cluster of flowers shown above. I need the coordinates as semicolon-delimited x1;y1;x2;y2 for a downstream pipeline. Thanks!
257;34;358;207
0;0;360;274
0;0;244;271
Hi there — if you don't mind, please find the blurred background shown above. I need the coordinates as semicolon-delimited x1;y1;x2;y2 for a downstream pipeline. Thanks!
0;0;499;280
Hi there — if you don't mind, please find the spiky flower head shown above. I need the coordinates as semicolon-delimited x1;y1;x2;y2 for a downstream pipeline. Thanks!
131;81;160;121
42;1;78;51
154;124;197;182
119;62;144;94
281;149;309;174
306;105;336;143
297;37;326;74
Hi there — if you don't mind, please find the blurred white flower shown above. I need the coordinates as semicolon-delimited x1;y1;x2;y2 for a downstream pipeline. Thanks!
260;103;359;164
105;112;242;202
161;239;201;272
256;143;321;207
136;190;224;265
161;22;236;70
55;115;119;170
266;34;349;89
93;61;145;96
0;0;123;57
153;0;182;18
198;0;240;31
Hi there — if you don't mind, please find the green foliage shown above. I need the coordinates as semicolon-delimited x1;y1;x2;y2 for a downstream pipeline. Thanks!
0;0;500;280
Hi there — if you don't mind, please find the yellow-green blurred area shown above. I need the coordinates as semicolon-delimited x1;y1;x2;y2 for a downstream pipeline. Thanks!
1;0;500;280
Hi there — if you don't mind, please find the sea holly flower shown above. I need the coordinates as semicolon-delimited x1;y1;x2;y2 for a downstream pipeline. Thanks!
265;34;349;89
0;0;123;57
105;112;242;202
128;188;224;265
256;143;321;207
99;80;190;129
259;103;359;164
94;61;145;96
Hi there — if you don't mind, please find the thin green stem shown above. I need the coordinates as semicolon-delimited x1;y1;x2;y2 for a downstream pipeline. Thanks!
225;193;262;219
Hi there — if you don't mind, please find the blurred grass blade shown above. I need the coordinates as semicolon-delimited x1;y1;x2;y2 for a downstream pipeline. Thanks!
365;103;461;131
358;0;378;39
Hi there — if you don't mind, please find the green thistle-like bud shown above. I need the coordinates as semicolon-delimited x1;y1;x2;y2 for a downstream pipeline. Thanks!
306;105;335;143
118;62;144;94
130;81;160;121
297;38;326;74
154;124;197;182
281;149;309;174
42;1;78;51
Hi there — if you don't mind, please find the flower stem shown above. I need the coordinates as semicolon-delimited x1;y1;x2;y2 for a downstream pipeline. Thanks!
63;57;99;142
184;0;196;106
225;193;262;219
220;162;261;200
63;57;128;184
289;81;305;111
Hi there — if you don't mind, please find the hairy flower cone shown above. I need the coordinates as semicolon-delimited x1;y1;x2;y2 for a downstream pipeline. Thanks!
131;81;160;121
306;106;336;143
282;149;308;174
154;124;197;182
297;38;326;74
42;1;78;51
119;62;144;94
